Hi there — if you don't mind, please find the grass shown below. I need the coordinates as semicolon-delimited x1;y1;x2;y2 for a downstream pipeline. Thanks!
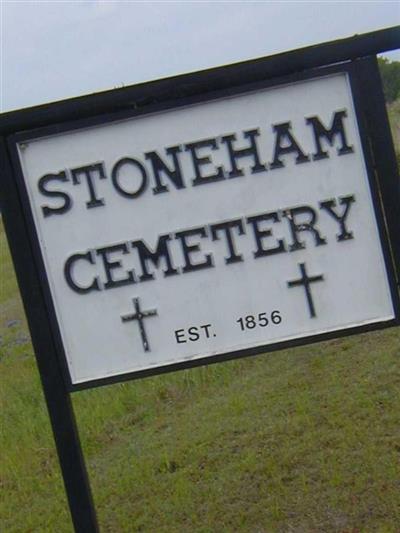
387;98;400;150
1;100;400;532
1;214;400;533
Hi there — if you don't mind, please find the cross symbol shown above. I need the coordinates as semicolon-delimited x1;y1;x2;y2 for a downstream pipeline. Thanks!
287;262;324;318
121;297;158;352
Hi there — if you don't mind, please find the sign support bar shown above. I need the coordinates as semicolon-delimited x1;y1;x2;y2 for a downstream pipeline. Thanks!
0;140;99;533
0;26;398;137
350;56;400;283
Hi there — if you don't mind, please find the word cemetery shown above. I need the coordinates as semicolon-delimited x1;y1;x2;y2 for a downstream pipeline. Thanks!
63;194;354;295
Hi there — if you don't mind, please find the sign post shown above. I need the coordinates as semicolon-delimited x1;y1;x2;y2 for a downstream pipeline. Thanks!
1;27;399;532
0;139;99;532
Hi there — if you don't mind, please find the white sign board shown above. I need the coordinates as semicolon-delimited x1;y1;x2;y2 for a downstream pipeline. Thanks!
15;71;397;386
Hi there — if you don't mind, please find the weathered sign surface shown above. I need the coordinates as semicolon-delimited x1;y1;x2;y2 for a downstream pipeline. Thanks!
13;69;398;386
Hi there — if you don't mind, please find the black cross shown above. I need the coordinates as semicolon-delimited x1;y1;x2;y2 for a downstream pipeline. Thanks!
121;297;158;352
287;262;324;318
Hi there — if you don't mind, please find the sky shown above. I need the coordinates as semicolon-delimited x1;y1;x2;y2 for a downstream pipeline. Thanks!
0;1;399;113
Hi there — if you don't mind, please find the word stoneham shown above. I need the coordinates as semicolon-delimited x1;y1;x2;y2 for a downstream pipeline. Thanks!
39;110;352;216
9;68;400;389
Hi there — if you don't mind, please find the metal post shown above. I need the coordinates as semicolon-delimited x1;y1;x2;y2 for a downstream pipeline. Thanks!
350;56;400;284
0;139;99;533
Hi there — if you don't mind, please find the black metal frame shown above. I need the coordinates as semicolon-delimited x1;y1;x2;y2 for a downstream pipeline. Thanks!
0;27;399;533
4;59;400;392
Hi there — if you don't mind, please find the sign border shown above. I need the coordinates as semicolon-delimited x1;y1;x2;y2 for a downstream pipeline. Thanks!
4;60;400;391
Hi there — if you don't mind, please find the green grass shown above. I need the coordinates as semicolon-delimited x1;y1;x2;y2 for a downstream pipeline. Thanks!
1;101;400;532
1;218;400;533
387;98;400;169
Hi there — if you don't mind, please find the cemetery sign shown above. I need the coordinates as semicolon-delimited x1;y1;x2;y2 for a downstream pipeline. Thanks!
0;28;399;532
7;62;400;390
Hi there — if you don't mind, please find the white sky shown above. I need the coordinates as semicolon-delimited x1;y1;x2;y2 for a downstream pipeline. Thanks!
0;1;399;112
